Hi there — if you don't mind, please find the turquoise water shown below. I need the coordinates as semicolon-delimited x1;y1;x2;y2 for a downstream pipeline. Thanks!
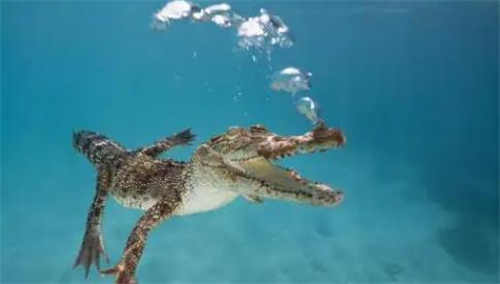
1;0;499;283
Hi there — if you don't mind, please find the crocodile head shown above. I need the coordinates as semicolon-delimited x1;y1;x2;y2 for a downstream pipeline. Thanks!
193;122;345;206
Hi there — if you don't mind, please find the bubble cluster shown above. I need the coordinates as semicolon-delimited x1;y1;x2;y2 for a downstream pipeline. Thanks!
270;67;312;95
152;1;293;54
269;67;321;124
237;9;294;54
153;0;195;28
296;97;320;124
153;1;324;125
193;3;246;28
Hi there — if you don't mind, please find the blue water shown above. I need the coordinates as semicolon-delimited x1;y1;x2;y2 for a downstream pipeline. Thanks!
1;0;499;283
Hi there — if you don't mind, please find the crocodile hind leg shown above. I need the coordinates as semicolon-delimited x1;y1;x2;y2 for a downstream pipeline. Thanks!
101;193;181;284
74;169;110;277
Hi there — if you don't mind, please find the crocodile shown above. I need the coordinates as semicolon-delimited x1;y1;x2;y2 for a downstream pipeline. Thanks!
73;122;345;284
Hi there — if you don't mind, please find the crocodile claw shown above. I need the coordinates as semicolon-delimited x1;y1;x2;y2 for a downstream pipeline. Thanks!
101;263;137;284
172;128;196;145
74;226;109;277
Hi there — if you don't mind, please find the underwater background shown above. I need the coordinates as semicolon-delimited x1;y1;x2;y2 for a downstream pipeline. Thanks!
1;0;499;283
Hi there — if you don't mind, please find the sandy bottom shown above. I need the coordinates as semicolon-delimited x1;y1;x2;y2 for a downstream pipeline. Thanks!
3;153;496;283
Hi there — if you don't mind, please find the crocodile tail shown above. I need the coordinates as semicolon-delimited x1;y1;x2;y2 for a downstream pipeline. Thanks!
73;130;126;166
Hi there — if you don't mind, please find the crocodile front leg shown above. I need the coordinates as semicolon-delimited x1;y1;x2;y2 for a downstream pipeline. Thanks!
74;169;110;277
102;193;182;284
138;128;195;158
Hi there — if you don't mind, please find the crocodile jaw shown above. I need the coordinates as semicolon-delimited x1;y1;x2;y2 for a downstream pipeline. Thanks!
198;122;346;207
234;157;343;206
256;122;345;160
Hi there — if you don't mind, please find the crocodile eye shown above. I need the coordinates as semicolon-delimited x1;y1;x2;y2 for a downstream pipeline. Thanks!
250;125;269;134
227;127;245;137
209;134;225;144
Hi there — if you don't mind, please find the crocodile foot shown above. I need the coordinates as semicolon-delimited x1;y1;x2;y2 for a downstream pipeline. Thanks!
74;226;109;277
